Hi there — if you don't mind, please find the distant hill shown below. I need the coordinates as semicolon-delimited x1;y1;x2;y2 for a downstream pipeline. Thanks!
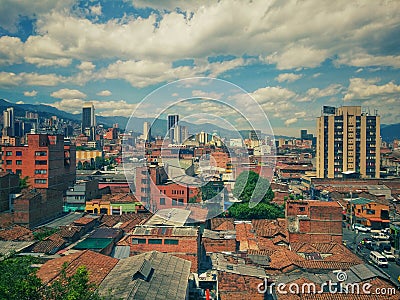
381;123;400;142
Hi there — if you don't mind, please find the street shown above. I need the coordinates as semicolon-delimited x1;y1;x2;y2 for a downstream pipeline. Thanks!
342;226;400;287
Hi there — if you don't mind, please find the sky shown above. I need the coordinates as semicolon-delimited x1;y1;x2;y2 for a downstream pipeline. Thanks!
0;0;399;137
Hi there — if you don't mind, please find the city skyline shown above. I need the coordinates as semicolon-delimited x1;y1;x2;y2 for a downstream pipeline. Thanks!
0;1;399;137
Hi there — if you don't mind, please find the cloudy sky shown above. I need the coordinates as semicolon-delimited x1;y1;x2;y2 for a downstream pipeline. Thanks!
0;0;399;136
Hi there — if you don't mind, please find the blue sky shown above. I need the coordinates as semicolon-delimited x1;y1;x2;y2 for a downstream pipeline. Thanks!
0;0;399;137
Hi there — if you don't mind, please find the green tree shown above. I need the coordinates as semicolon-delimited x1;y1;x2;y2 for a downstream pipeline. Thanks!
228;202;284;220
233;171;274;203
0;255;42;300
201;181;224;201
44;264;102;300
228;171;283;220
19;176;29;189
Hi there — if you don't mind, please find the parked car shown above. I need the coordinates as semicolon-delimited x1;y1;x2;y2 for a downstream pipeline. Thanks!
370;251;388;268
380;228;390;235
381;252;396;261
352;224;371;232
371;232;390;240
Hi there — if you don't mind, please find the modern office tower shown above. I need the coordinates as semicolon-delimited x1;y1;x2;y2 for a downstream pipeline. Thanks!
167;114;179;142
143;121;152;142
82;102;96;140
3;107;14;136
316;106;380;179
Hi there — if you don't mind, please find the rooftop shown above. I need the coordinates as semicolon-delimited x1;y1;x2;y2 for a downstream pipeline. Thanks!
73;238;113;250
37;250;118;285
349;197;373;205
145;208;191;226
132;225;198;237
98;251;191;300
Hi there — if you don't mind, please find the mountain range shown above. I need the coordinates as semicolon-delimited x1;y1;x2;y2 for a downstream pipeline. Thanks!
0;99;398;142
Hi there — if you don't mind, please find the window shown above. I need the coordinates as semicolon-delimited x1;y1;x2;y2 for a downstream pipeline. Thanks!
6;160;12;165
160;198;165;205
35;160;47;165
16;151;22;156
34;169;47;174
16;160;22;165
178;199;184;206
6;151;12;156
164;239;179;245
131;238;146;244
172;198;177;206
34;179;47;184
148;239;162;244
35;151;47;156
16;169;22;176
299;206;305;212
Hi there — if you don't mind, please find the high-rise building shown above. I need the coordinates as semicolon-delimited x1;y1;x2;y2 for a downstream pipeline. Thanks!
167;114;179;141
316;106;380;179
82;102;96;140
3;107;14;136
181;126;188;143
167;114;179;131
143;121;152;142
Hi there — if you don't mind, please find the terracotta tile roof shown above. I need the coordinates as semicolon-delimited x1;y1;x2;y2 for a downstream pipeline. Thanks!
109;186;131;194
109;193;137;204
291;242;363;267
257;237;280;251
57;225;82;239
30;234;65;254
296;260;360;270
268;248;304;270
73;216;97;226
235;223;259;251
0;225;34;241
37;250;118;286
272;235;289;245
251;219;288;238
211;218;235;231
218;271;265;300
291;242;344;254
119;218;142;233
203;238;236;253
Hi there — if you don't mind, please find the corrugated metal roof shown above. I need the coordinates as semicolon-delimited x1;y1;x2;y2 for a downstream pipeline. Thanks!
98;251;191;300
145;208;191;226
112;246;130;259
